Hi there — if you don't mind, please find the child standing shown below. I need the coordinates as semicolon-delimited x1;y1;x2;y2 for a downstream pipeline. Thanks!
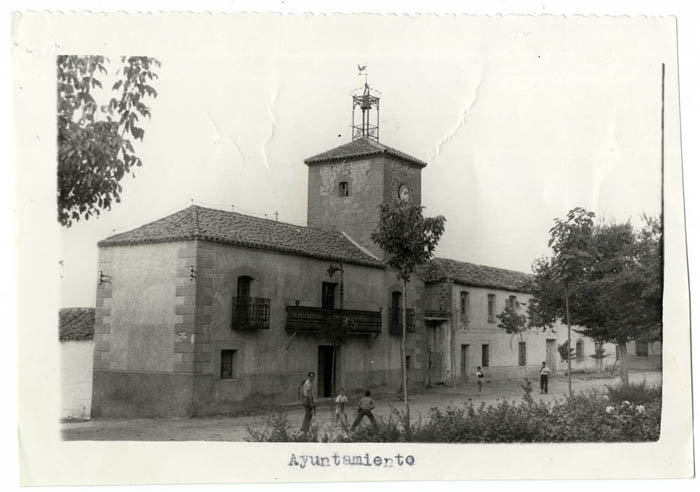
476;366;485;392
334;388;349;427
351;390;378;431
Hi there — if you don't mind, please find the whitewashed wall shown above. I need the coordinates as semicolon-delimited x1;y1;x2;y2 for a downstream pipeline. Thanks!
448;284;618;381
60;340;94;419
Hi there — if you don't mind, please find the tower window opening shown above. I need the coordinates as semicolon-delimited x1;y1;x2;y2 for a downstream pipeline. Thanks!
339;181;350;197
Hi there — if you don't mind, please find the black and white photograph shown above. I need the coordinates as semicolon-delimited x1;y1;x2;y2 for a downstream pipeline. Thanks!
12;7;694;485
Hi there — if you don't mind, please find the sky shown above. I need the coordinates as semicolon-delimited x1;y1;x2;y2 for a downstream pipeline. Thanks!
58;15;671;308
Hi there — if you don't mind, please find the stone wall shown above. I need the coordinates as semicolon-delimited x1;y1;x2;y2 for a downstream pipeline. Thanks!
188;241;416;414
307;156;423;258
91;237;432;417
91;241;191;417
383;158;422;209
307;157;385;257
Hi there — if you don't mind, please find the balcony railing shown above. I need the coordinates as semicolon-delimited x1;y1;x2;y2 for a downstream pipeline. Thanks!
232;297;270;330
390;308;416;336
285;306;381;336
424;309;451;320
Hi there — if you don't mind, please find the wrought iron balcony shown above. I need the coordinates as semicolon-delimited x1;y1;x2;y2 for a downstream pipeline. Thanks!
285;306;381;336
390;308;416;336
232;297;270;330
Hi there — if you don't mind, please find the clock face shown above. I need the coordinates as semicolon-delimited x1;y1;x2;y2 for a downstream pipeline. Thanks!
398;184;410;202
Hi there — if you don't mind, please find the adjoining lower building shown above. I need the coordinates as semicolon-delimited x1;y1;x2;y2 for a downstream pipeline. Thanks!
625;334;662;371
59;308;95;420
420;258;618;384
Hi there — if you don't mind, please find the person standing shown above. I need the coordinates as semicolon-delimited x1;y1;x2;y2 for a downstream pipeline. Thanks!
334;388;349;428
475;366;485;392
539;361;551;394
300;372;316;433
350;390;377;431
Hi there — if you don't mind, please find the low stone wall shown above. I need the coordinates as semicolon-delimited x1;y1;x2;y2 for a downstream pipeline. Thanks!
191;367;420;416
92;366;412;417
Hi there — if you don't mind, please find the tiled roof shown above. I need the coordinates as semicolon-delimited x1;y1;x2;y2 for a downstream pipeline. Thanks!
420;257;533;293
304;138;427;168
59;308;95;341
98;206;385;268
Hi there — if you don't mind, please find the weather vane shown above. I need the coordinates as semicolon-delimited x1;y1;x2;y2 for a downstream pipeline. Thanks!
358;64;368;86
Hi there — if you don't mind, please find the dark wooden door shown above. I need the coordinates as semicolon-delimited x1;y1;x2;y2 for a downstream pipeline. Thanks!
481;344;490;368
321;282;337;310
317;345;335;398
237;276;251;298
236;276;252;324
460;344;469;378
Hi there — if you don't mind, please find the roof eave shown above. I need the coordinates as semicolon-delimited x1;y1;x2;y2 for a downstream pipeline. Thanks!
98;236;386;270
449;277;533;294
304;151;427;168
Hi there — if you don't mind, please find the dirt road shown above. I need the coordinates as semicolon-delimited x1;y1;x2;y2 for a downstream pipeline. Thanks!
62;370;661;441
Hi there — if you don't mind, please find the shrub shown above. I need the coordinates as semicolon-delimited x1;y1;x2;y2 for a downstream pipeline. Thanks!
244;411;319;442
245;388;661;443
342;408;407;443
606;381;662;403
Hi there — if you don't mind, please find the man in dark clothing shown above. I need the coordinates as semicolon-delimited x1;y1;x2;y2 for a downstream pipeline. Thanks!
539;361;551;394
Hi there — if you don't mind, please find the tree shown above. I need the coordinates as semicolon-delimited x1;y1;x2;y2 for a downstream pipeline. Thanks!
320;311;351;398
497;298;528;336
565;217;662;384
557;340;575;362
531;207;595;395
529;209;662;385
371;201;445;434
496;297;528;377
590;344;610;372
527;257;562;330
57;55;161;226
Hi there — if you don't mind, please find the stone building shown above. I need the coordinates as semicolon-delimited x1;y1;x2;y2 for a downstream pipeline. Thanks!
91;136;431;417
90;86;622;418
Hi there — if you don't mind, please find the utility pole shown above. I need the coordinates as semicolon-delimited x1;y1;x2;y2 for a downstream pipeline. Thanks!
660;63;665;308
565;283;572;396
327;263;344;396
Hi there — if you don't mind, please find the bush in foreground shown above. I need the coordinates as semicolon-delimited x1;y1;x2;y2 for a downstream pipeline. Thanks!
605;380;662;404
245;386;661;443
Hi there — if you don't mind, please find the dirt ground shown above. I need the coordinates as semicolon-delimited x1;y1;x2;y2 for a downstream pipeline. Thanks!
62;370;661;441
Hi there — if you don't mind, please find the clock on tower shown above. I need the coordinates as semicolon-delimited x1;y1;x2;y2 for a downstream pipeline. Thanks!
398;184;410;202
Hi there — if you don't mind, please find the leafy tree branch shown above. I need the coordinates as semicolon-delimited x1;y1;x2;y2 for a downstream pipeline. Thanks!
57;55;161;226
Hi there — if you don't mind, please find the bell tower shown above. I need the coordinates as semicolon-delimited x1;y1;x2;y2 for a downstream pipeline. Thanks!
352;66;380;141
304;70;426;258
